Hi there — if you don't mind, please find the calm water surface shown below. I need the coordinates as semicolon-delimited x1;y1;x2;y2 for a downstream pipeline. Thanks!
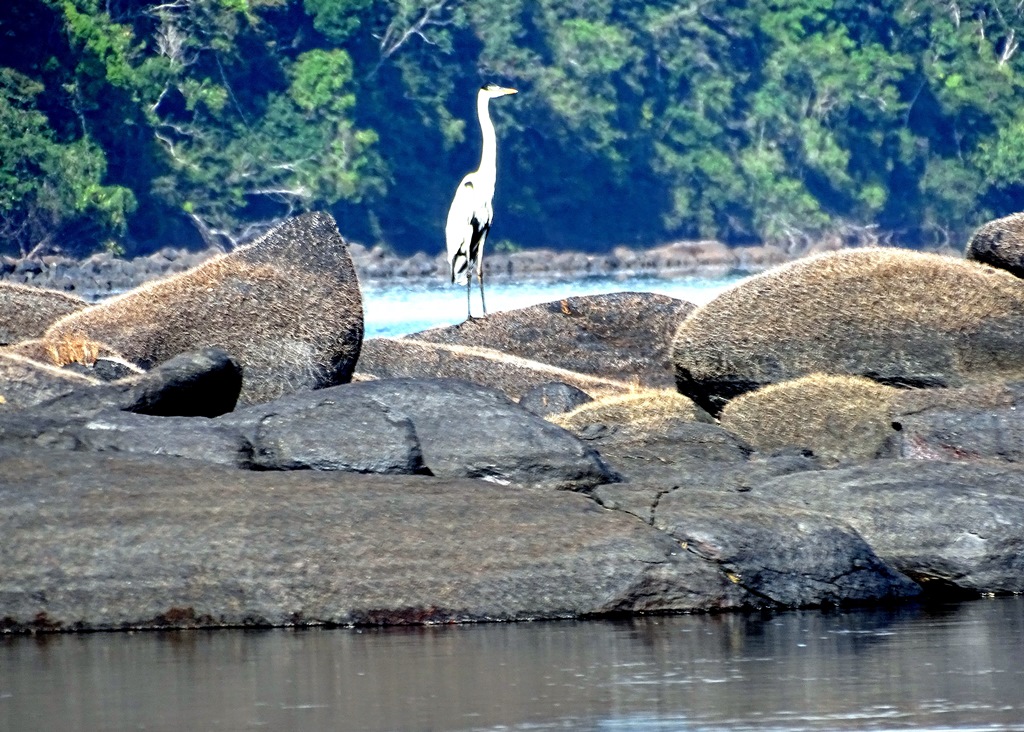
361;275;742;337
3;597;1023;731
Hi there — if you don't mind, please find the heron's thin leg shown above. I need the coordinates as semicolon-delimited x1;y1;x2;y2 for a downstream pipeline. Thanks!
466;274;472;320
479;261;488;317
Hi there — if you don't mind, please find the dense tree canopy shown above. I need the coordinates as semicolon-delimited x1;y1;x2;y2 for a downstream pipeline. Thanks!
2;0;1024;258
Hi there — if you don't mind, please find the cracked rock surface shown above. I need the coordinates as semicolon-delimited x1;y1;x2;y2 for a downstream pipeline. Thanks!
0;449;741;632
750;460;1024;595
652;489;920;606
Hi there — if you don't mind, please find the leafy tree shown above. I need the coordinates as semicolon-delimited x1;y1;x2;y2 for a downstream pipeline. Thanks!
3;0;1024;258
0;67;135;255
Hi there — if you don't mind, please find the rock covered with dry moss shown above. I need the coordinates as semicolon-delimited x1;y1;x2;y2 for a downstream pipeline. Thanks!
41;213;364;406
0;282;87;346
720;374;900;463
357;338;630;400
672;248;1024;415
551;389;712;435
966;212;1024;279
409;292;694;390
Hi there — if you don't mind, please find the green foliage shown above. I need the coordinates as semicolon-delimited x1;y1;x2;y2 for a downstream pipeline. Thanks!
0;67;135;255
3;0;1024;257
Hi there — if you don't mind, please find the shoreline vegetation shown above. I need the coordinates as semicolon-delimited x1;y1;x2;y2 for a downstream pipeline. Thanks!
4;2;1024;262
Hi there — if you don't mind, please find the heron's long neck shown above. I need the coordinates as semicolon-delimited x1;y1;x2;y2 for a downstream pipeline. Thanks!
476;92;497;194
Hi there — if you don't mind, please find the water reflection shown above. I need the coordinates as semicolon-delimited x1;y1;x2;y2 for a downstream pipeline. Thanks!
2;598;1023;731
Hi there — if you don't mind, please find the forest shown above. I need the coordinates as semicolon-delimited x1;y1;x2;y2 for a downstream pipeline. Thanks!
3;0;1024;259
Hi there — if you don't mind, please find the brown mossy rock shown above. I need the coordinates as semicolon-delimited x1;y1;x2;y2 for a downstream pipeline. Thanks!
4;336;143;382
719;374;901;463
356;338;630;400
0;282;87;346
42;212;363;406
550;390;735;484
408;292;694;388
0;353;100;410
673;248;1024;415
550;389;713;436
966;212;1024;278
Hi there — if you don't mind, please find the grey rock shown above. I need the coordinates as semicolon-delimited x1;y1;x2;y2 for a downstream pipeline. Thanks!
43;212;364;406
966;211;1024;278
0;282;87;345
223;379;618;490
592;455;821;522
672;249;1024;415
76;412;250;467
0;353;99;411
63;356;140;382
891;405;1024;462
357;337;625;401
221;393;426;474
0;449;740;632
752;460;1024;595
518;382;594;417
38;348;243;419
653;489;920;607
578;420;753;484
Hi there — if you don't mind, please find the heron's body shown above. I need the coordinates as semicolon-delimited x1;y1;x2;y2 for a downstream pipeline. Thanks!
445;84;517;319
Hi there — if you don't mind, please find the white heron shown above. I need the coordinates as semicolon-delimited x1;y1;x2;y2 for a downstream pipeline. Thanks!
445;83;518;320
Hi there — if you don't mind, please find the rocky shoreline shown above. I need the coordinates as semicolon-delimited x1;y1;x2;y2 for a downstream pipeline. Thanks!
3;212;1024;634
0;238;807;300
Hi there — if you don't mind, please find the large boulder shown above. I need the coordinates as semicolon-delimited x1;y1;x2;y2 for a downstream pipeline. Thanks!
357;338;629;400
753;460;1024;595
220;378;619;490
593;454;821;520
673;248;1024;415
719;374;900;463
409;292;694;388
42;212;363;405
0;449;743;632
966;212;1024;278
0;282;87;345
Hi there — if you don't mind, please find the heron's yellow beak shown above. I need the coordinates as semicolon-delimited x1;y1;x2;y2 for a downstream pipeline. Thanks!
501;87;518;96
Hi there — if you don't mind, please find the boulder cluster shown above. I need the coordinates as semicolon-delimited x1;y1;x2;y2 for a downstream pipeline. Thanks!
4;212;1024;633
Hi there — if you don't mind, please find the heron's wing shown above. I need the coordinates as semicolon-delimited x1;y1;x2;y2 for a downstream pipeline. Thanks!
445;175;492;283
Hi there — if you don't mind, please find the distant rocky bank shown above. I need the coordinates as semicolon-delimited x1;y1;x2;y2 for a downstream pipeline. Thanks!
0;239;812;300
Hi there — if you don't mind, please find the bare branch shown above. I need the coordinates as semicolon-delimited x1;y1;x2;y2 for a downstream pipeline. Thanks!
1000;28;1019;64
377;0;453;61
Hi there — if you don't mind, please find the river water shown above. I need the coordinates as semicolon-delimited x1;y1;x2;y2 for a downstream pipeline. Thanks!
361;274;742;338
5;277;1024;731
2;598;1023;731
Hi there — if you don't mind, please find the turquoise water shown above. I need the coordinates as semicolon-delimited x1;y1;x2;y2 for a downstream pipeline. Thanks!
361;275;742;338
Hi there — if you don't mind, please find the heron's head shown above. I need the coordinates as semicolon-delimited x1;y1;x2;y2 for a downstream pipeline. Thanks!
480;83;518;98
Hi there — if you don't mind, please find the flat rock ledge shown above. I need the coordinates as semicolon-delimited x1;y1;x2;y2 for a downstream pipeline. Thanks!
0;449;917;633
